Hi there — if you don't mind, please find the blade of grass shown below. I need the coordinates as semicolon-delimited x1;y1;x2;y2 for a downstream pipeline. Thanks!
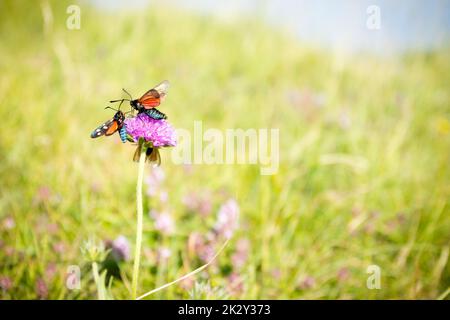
136;239;230;300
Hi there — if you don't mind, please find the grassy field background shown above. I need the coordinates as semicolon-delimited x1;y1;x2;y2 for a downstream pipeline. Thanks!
0;0;449;299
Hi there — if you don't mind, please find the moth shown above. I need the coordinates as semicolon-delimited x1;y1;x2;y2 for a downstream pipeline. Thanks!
90;108;128;143
110;80;169;120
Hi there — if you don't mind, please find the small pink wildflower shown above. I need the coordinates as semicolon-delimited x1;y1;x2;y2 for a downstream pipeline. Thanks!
180;277;194;291
187;232;204;258
337;267;350;282
231;239;250;270
150;210;175;235
157;247;172;263
187;232;216;263
297;275;316;290
227;273;244;296
198;243;216;263
214;199;239;239
52;242;65;255
159;191;169;203
105;235;131;262
0;276;12;292
2;216;15;230
35;278;48;299
35;186;52;203
90;182;102;193
271;268;282;280
145;167;165;196
182;192;212;217
45;263;58;281
4;246;15;257
47;223;59;235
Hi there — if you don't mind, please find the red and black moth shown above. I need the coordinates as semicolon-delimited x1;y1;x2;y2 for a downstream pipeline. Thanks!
90;108;128;143
110;80;170;120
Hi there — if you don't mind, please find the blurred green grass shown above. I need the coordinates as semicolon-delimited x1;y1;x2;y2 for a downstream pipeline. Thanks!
0;0;449;299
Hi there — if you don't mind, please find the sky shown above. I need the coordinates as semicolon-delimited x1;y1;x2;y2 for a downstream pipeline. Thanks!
91;0;450;54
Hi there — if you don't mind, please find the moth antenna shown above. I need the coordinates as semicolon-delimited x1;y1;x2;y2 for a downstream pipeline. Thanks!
104;106;118;111
118;99;125;110
122;88;133;100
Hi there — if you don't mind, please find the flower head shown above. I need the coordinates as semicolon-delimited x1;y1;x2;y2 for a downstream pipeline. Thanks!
81;237;107;263
124;114;177;147
105;235;131;262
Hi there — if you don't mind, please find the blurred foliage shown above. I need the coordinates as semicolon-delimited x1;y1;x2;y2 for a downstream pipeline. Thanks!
0;0;449;299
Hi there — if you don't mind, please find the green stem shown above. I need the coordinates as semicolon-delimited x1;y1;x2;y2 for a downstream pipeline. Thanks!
92;261;105;300
131;145;147;300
